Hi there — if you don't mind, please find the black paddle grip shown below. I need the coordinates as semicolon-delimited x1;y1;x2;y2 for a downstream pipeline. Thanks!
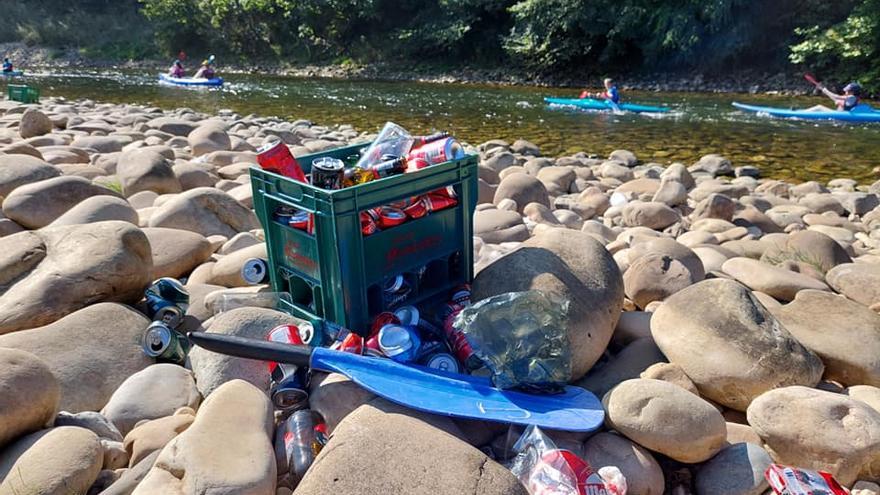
187;332;313;367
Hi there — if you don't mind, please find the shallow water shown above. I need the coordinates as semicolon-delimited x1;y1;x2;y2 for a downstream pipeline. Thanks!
5;69;880;182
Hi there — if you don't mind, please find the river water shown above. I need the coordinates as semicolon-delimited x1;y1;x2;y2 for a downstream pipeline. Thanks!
6;69;880;182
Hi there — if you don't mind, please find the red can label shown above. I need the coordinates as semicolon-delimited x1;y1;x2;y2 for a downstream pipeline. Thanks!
377;207;407;229
257;140;307;183
424;193;458;212
360;211;378;236
406;137;460;166
403;197;428;219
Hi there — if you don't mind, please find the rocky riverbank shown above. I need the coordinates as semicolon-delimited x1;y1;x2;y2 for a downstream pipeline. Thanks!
1;96;880;494
1;41;818;94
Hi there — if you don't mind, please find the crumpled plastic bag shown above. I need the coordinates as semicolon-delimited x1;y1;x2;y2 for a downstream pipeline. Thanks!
453;290;570;392
508;425;627;495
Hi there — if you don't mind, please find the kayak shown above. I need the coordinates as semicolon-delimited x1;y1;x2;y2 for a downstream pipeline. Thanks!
544;97;669;113
732;102;880;123
1;71;23;77
159;74;223;87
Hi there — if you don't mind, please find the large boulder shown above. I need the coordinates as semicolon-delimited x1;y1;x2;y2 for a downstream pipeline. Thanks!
473;228;624;380
747;386;880;485
189;307;303;396
650;279;824;411
826;263;880;308
133;380;275;495
188;124;231;156
473;209;529;243
493;173;550;213
694;442;772;495
142;227;214;279
2;175;120;229
582;432;664;495
603;378;727;463
0;153;60;197
18;108;54;138
71;135;132;153
124;409;196;467
46;195;138;227
0;426;103;495
0;303;153;412
101;364;201;436
692;154;733;176
146;117;198;136
628;237;705;282
294;399;527;495
116;149;182;196
622;202;680;230
148;187;260;238
721;257;830;302
576;338;667;402
308;372;377;433
0;221;152;334
760;230;852;274
624;253;695;309
0;348;60;449
770;290;880;387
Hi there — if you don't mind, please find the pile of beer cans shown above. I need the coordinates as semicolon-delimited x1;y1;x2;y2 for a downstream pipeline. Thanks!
324;284;479;375
259;124;465;237
140;278;191;366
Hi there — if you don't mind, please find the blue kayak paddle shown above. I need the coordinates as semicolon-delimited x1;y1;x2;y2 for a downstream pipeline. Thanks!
188;332;604;432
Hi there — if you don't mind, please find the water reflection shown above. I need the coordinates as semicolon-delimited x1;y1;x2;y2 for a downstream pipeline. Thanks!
5;69;880;182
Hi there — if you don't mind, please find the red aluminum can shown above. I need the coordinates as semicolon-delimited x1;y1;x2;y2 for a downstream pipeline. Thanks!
289;210;314;235
360;211;378;236
257;140;307;183
406;137;463;166
406;157;431;172
431;186;458;199
424;193;458;213
402;197;428;219
337;332;363;354
376;207;407;229
371;312;401;335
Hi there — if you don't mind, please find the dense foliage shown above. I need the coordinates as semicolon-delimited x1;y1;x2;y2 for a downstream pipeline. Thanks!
2;0;878;87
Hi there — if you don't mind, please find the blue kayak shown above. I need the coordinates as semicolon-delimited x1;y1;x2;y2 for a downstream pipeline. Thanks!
2;71;23;77
545;97;669;113
159;74;223;87
733;102;880;123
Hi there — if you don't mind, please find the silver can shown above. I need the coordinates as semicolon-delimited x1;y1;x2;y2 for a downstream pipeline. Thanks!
241;258;270;285
142;321;188;365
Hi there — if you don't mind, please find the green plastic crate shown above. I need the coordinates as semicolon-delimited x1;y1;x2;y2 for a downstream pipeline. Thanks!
251;141;478;337
7;85;39;103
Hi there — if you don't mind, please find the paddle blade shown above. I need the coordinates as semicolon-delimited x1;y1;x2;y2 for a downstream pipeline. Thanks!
804;73;821;87
310;347;605;432
187;331;312;367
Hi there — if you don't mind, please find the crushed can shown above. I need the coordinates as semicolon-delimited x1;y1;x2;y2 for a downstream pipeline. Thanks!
145;277;190;326
378;324;421;363
765;464;847;495
142;321;188;365
241;258;270;285
394;306;442;338
437;286;483;372
257;139;307;183
528;449;609;495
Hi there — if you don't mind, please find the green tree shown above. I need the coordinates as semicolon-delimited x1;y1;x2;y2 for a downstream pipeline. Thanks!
790;0;880;90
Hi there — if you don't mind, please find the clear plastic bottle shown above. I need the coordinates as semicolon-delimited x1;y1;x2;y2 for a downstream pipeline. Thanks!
284;409;317;482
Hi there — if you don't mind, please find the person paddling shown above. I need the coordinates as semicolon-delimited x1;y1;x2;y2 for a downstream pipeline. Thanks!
194;55;216;79
168;59;185;78
579;78;620;104
2;58;13;73
806;75;861;111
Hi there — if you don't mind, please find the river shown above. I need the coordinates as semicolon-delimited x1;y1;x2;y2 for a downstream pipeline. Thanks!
5;69;880;182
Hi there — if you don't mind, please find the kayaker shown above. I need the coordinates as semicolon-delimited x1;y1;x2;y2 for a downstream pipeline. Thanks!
580;78;620;104
2;58;13;73
194;56;216;79
168;60;185;78
808;82;861;112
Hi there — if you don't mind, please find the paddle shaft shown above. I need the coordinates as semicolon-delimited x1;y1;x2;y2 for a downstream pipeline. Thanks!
804;73;822;88
188;331;313;367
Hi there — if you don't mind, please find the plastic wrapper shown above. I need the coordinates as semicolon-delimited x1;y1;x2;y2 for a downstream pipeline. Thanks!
453;290;570;392
355;122;414;169
209;291;293;315
508;426;626;495
764;464;847;495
